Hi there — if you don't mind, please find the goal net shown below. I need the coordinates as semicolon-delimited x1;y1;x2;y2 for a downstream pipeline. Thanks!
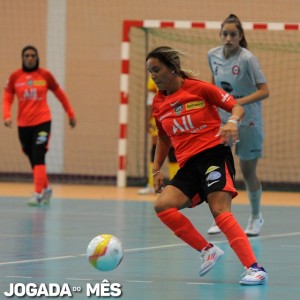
118;20;300;190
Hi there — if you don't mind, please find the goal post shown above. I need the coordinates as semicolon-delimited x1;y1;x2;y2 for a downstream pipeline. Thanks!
117;19;300;189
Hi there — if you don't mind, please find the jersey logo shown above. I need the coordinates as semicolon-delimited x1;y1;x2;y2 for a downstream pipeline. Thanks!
207;180;219;187
206;171;221;181
170;100;180;107
232;65;240;75
205;166;220;174
206;170;222;188
220;93;230;102
186;101;205;110
214;66;218;76
27;80;34;86
36;131;48;145
220;81;233;93
22;88;38;100
174;104;184;115
173;115;195;134
34;80;46;86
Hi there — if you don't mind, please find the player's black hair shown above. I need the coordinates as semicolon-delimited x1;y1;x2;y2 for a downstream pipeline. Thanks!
146;46;192;78
22;45;39;72
221;14;248;49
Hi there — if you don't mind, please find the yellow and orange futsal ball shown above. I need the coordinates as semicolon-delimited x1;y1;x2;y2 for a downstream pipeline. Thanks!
87;234;124;271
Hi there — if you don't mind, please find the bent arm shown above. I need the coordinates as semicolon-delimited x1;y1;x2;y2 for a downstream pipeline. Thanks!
152;134;172;192
237;83;269;106
53;88;75;118
53;88;76;127
153;134;171;172
218;103;245;145
230;103;245;121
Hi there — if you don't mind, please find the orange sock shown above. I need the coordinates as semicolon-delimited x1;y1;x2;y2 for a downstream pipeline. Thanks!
33;164;48;193
215;212;257;267
157;208;209;251
44;172;49;189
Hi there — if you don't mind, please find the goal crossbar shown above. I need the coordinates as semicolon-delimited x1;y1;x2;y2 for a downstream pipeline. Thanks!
117;19;300;187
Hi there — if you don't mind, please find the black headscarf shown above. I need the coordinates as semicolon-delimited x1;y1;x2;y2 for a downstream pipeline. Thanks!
22;45;39;72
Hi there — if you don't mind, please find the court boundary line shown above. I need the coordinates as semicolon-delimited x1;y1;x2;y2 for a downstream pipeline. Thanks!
1;231;299;267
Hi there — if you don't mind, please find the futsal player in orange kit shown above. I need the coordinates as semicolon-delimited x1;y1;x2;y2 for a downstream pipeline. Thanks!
2;45;76;206
138;77;179;195
146;46;267;285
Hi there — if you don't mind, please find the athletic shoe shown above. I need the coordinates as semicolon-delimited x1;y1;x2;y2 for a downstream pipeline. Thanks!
138;185;155;195
207;221;221;234
42;187;52;205
199;244;224;276
239;264;268;285
244;213;264;236
27;193;43;207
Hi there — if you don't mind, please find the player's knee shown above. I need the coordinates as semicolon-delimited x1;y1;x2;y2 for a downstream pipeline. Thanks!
154;197;171;213
210;208;225;219
154;202;164;213
208;193;232;218
154;197;187;213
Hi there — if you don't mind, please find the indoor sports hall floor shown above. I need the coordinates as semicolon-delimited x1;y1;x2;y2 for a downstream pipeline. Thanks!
0;182;299;300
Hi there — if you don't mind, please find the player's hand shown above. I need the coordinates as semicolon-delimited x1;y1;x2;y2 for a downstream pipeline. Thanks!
153;171;164;193
216;122;239;146
69;118;77;128
4;119;12;127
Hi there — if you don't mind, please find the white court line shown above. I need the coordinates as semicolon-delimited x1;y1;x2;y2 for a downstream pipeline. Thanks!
0;255;76;266
66;278;93;281
248;231;300;241
187;282;214;285
1;231;300;266
6;276;32;279
126;280;153;283
124;243;186;253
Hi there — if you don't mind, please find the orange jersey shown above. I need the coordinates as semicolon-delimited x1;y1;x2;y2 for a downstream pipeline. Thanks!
3;68;75;126
152;78;236;167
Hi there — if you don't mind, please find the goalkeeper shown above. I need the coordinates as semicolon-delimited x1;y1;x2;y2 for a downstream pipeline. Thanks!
2;45;76;206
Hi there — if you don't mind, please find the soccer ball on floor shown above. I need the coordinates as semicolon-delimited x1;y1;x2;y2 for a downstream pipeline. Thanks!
87;234;124;271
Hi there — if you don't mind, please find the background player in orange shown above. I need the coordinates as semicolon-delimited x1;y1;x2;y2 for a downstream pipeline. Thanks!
2;45;76;206
147;46;267;285
138;77;179;195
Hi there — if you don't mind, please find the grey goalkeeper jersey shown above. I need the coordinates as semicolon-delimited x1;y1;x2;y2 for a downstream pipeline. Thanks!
208;46;267;127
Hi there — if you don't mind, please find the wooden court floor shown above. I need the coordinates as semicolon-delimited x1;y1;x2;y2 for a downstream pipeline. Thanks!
0;182;299;300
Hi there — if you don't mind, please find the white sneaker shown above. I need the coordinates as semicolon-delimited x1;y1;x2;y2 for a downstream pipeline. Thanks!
199;244;224;276
239;265;268;285
27;193;43;207
42;187;52;205
138;185;155;195
207;221;221;234
245;214;264;236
